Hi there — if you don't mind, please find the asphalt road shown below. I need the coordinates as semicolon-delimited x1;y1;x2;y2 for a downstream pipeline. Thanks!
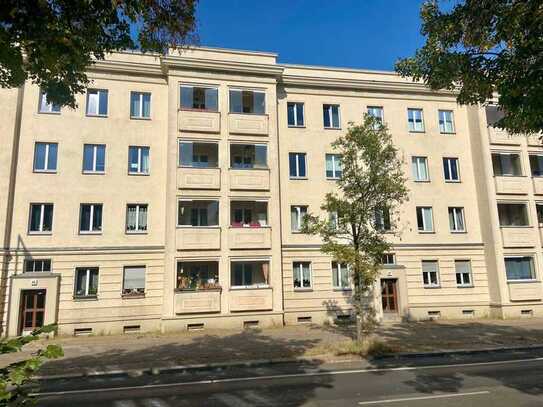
34;350;543;406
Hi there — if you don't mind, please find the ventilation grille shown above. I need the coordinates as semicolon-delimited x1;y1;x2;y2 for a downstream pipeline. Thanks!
427;311;441;319
243;320;259;329
123;325;141;334
462;310;475;317
297;316;312;324
187;323;205;331
521;309;534;317
74;328;92;336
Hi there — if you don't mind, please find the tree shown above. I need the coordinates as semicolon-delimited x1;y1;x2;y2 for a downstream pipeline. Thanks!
395;0;543;135
0;0;198;107
303;117;408;342
0;325;63;406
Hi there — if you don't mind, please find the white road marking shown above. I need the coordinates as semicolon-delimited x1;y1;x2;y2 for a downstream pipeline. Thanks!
357;390;490;405
32;356;543;397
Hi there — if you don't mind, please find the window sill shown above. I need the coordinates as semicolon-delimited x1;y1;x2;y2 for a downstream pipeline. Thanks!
130;116;151;121
445;180;461;183
229;167;269;171
73;295;98;301
507;279;539;284
291;230;307;234
33;170;57;174
333;288;352;292
288;125;306;129
500;225;533;229
79;231;103;235
324;127;342;130
423;285;441;289
176;287;222;292
289;177;308;180
418;230;435;234
28;231;52;236
413;180;431;183
326;177;341;181
82;171;105;175
457;284;474;288
86;114;108;118
177;225;220;229
440;132;456;135
450;230;467;234
230;285;270;290
122;293;146;299
228;112;268;117
38;111;61;115
409;130;426;134
229;225;270;229
294;288;313;292
126;231;148;235
128;172;150;176
179;108;219;113
178;165;220;170
493;175;527;178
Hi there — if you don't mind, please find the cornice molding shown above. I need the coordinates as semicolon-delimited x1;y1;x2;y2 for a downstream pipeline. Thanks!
161;56;284;77
89;60;164;77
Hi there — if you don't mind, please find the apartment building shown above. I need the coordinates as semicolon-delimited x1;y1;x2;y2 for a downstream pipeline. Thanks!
0;46;536;337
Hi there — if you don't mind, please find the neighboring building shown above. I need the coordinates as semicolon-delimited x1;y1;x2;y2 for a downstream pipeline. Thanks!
0;47;534;337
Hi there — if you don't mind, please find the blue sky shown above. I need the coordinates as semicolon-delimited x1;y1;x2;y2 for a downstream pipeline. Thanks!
196;0;426;71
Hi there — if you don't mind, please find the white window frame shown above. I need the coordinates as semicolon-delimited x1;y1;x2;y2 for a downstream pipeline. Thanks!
504;256;537;282
79;203;103;234
325;154;342;179
382;253;396;265
230;260;270;289
289;152;307;179
287;102;305;127
86;89;108;117
229;88;266;114
28;203;53;234
33;142;57;173
422;260;440;288
417;206;434;232
74;267;99;298
293;261;312;290
177;199;220;227
449;207;466;232
24;259;52;273
443;157;460;182
407;108;424;132
439;110;455;134
38;91;60;114
323;104;341;129
122;265;146;296
130;91;151;119
367;106;384;129
128;146;150;175
83;144;105;174
291;205;308;232
412;156;430;182
126;204;148;234
455;260;473;287
332;261;350;290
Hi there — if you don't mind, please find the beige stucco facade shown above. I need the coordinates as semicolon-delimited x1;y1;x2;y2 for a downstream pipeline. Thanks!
0;46;533;337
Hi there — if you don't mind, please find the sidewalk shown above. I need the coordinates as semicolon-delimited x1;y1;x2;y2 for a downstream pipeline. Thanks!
4;318;543;377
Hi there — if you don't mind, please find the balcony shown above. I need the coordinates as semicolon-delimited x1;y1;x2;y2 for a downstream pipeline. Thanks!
494;176;529;195
500;227;536;248
176;227;221;250
508;281;543;301
174;289;221;314
228;113;269;136
178;109;220;133
229;287;273;312
177;167;220;190
488;127;521;145
229;227;271;250
229;169;270;190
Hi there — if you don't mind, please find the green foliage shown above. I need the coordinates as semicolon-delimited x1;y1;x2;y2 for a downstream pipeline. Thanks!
0;0;198;107
396;0;543;134
0;325;63;406
303;116;408;339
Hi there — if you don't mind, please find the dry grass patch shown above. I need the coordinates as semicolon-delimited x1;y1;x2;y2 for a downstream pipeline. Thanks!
308;339;401;358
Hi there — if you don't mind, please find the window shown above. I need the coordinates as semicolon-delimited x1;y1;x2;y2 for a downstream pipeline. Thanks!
289;153;307;178
422;260;440;287
505;257;536;281
448;207;466;232
443;157;460;182
79;204;103;233
367;106;384;129
229;89;265;114
323;104;340;128
291;205;308;232
455;260;472;287
497;203;529;226
382;253;396;265
328;211;338;230
74;267;99;298
29;204;53;233
230;144;267;169
39;92;60;113
325;154;342;179
128;146;150;174
492;153;522;176
83;144;105;173
86;89;108;116
530;155;543;177
177;200;219;226
287;102;304;127
180;85;218;111
407;108;424;132
438;110;455;133
537;204;543;226
374;207;391;231
126;204;148;233
231;261;269;288
130;92;151;119
177;261;219;290
123;266;146;296
33;142;58;172
412;156;429;181
24;259;51;273
332;262;350;289
231;201;268;227
293;262;312;289
416;207;434;232
179;142;218;168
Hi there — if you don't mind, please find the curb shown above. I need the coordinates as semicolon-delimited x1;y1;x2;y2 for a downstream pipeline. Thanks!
35;343;543;381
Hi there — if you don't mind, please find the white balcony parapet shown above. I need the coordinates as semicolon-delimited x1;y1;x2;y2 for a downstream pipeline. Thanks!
229;287;273;312
174;289;221;314
178;109;220;133
177;167;221;190
176;227;221;250
228;113;269;135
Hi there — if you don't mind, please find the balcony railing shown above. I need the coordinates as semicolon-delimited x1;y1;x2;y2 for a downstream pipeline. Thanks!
494;176;529;195
229;168;270;190
228;113;269;135
229;287;273;312
500;226;537;248
176;227;221;250
178;109;220;133
174;288;221;314
228;227;271;249
177;167;221;190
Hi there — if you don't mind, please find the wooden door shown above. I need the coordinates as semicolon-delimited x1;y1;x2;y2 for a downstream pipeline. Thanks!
19;290;46;334
381;279;398;313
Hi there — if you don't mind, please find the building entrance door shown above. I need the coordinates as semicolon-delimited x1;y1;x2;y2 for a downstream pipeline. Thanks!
381;279;398;314
19;290;46;334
